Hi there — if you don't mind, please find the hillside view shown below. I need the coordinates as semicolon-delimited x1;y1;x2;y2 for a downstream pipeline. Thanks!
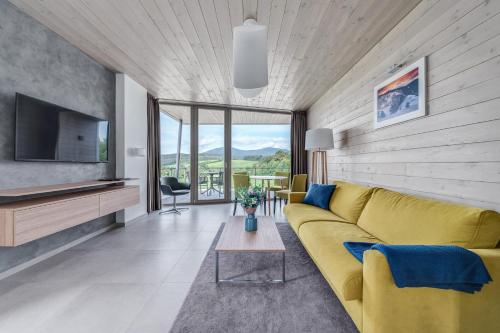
161;147;290;183
160;112;291;191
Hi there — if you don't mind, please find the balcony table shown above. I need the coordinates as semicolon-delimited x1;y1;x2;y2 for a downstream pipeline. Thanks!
249;175;288;215
201;171;223;197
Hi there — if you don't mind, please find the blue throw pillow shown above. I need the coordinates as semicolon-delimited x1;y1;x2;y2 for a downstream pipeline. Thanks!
303;184;336;210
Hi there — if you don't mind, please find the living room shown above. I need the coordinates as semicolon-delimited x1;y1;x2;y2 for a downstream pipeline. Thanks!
0;0;499;332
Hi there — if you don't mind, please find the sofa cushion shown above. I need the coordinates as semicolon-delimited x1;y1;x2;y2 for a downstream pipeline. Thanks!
284;203;348;233
299;221;381;301
303;184;336;209
357;188;500;248
329;180;374;223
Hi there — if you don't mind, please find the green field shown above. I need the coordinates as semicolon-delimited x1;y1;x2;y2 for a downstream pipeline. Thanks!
161;150;290;186
205;159;257;169
163;159;258;169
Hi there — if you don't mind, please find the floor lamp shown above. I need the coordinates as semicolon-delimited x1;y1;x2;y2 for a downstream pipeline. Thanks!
305;128;334;184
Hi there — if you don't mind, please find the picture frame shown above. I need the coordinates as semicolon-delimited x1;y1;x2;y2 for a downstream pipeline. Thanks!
373;57;427;129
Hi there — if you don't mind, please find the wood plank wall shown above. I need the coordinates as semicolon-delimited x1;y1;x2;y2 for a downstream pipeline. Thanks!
307;0;500;211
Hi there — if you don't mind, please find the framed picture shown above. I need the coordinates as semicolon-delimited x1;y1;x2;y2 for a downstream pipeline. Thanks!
373;57;426;129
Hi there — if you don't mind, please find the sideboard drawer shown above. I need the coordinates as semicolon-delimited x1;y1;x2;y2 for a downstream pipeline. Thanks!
14;195;100;245
0;184;141;247
99;186;139;217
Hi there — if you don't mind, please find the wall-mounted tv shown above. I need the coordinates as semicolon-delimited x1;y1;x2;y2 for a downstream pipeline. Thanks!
15;93;109;163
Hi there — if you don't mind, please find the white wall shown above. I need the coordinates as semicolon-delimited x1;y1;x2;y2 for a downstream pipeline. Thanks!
116;73;148;222
308;0;500;211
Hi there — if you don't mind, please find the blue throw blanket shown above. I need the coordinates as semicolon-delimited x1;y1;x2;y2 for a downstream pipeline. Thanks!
343;242;492;293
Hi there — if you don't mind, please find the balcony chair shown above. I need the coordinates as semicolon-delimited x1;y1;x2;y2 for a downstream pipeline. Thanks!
198;174;209;195
269;170;290;202
214;171;224;197
274;174;307;214
159;177;190;215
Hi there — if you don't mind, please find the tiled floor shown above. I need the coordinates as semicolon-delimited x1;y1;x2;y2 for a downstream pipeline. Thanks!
0;203;285;333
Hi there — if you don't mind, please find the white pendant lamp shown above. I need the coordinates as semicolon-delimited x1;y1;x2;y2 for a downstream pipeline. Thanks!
233;19;268;98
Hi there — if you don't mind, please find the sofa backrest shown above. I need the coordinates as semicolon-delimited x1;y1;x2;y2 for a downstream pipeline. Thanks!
357;188;500;249
329;180;374;224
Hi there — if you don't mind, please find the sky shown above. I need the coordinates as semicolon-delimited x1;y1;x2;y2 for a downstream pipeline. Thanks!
160;113;290;154
98;121;108;141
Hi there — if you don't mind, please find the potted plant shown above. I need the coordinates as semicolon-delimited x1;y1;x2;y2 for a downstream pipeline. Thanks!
236;186;264;231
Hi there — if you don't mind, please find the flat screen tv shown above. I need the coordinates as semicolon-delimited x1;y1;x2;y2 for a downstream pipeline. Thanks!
15;93;109;163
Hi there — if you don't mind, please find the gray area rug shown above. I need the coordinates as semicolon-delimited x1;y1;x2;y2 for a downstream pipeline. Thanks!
170;223;358;333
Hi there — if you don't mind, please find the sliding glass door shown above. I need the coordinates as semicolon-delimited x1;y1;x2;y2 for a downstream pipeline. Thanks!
193;107;230;203
160;102;291;206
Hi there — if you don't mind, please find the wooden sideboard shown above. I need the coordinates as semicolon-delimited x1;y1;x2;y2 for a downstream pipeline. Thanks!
0;181;140;247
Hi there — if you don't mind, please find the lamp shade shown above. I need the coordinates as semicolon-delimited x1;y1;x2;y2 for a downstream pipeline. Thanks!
305;128;334;151
233;19;268;98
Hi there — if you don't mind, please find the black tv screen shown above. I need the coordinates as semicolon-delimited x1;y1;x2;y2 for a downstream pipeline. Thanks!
15;93;109;163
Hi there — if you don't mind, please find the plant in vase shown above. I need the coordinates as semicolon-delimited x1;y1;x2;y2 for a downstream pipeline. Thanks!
236;186;264;232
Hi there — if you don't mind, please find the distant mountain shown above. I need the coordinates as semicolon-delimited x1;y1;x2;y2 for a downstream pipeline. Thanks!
201;147;289;158
161;153;189;165
200;147;225;156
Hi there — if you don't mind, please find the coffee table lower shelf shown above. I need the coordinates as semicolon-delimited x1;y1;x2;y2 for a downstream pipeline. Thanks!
215;251;285;284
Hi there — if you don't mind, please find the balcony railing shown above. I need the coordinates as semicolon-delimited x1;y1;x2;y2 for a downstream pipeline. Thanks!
161;166;289;187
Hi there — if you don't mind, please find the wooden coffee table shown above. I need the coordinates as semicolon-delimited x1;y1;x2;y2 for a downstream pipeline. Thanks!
215;216;286;283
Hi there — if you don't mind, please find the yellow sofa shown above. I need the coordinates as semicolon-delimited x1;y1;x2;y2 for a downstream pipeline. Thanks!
283;180;500;333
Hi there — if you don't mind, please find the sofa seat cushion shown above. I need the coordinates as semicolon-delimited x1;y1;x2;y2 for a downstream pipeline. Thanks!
284;203;348;233
358;188;500;248
329;180;374;224
299;221;381;301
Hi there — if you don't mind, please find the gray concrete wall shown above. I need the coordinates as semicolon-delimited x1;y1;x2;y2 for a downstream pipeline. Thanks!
0;0;116;273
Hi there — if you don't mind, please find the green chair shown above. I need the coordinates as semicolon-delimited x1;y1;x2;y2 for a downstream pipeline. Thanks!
233;174;250;216
274;174;307;214
233;171;249;185
269;171;290;193
232;173;267;215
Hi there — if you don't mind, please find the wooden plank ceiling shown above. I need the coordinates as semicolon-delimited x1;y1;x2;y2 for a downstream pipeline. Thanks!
10;0;421;110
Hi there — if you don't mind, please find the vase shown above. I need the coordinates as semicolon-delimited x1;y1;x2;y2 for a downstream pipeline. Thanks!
244;207;258;232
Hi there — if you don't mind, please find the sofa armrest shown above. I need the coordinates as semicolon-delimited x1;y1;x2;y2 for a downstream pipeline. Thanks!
288;192;307;203
362;249;500;333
